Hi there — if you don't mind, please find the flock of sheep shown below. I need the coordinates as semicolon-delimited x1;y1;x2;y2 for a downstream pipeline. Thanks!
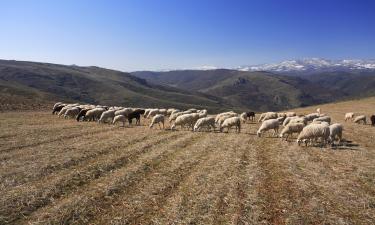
52;102;375;148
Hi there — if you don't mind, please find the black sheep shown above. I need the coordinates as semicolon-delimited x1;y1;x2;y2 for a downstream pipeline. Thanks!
371;115;375;126
246;111;256;121
76;109;90;122
128;109;146;125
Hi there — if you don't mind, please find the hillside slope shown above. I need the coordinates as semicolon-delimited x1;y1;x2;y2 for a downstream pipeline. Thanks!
0;60;232;111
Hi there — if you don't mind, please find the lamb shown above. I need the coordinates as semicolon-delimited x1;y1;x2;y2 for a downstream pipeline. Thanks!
258;112;278;122
112;115;127;127
345;112;355;121
279;122;305;141
64;107;81;119
296;123;330;147
171;113;200;130
312;116;331;124
149;114;165;129
98;110;116;124
329;123;343;144
371;115;375;126
353;115;366;124
193;117;216;132
257;119;279;137
220;117;241;133
127;109;145;125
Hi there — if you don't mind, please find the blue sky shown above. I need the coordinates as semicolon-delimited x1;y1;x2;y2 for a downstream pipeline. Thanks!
1;0;375;71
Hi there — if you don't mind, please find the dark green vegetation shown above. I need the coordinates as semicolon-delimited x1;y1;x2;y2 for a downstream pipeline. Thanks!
1;59;374;112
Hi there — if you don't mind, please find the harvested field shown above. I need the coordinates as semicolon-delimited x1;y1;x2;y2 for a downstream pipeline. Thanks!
1;97;375;224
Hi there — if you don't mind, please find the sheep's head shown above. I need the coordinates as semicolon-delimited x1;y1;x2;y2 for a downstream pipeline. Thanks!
257;131;261;137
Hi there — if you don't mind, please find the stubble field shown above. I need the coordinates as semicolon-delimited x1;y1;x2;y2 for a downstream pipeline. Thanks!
1;97;374;224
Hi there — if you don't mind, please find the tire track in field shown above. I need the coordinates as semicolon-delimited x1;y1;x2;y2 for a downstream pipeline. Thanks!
17;132;203;225
0;125;117;153
0;127;165;188
1;131;182;224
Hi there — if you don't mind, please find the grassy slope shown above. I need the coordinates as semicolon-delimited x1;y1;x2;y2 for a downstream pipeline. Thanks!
0;97;374;224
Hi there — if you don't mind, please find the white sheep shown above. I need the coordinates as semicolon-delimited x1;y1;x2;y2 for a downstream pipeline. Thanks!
115;108;133;117
58;105;71;118
313;116;331;124
193;117;216;132
215;112;237;123
258;112;278;122
64;107;81;119
112;115;127;127
282;116;298;126
98;110;116;124
220;116;241;133
198;109;208;118
329;123;343;144
171;113;200;130
344;112;355;121
353;115;366;124
217;115;236;127
240;112;247;122
279;122;305;140
304;113;320;121
169;111;192;122
257;119;279;137
149;114;165;129
297;123;330;147
84;108;106;121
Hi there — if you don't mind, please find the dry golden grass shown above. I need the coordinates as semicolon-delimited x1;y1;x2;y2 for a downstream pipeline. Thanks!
0;97;374;224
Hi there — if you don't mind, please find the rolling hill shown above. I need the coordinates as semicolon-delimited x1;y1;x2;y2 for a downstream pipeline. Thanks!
0;60;232;112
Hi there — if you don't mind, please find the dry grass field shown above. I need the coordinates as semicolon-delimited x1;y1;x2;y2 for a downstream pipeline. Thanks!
1;97;375;225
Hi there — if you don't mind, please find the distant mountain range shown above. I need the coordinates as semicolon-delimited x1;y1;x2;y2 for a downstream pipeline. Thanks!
1;59;374;112
237;58;375;74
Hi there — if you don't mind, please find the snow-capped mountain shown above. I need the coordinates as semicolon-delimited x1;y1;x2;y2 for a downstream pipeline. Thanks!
237;58;375;73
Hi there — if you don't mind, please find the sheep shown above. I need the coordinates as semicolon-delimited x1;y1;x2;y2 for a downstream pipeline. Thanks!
171;113;200;131
127;109;145;125
296;123;330;147
329;123;343;144
217;115;237;127
282;116;299;126
277;116;286;124
115;108;134;117
98;110;116;124
169;111;192;122
353;115;366;124
245;111;256;121
76;109;90;122
371;115;375;126
198;109;208;118
167;108;179;116
257;119;279;137
84;108;106;121
64;107;81;119
258;112;278;122
147;109;161;118
215;112;237;123
240;112;247;123
58;105;75;118
279;122;305;141
144;108;152;118
312;116;331;124
345;112;355;121
304;113;320;121
52;104;66;115
112;115;127;127
220;117;241;133
193;117;216;132
149;114;165;129
286;112;296;117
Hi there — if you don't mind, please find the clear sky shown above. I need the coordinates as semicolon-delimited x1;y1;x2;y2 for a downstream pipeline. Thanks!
1;0;375;71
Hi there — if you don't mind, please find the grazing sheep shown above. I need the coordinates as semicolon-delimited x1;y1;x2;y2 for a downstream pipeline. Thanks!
167;108;178;116
279;122;305;141
149;114;165;129
115;108;134;117
169;111;192;122
245;111;256;121
98;110;116;124
53;104;66;115
193;117;216;132
84;108;106;121
58;105;74;118
113;115;127;127
64;107;81;119
171;113;200;130
345;112;355;121
286;112;297;117
257;119;279;137
371;115;375;126
217;115;237;127
282;116;298;126
305;113;320;122
127;109;145;125
220;117;241;133
215;112;237;124
297;123;330;147
353;115;366;124
258;112;278;122
313;116;331;124
329;123;343;144
76;109;90;122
